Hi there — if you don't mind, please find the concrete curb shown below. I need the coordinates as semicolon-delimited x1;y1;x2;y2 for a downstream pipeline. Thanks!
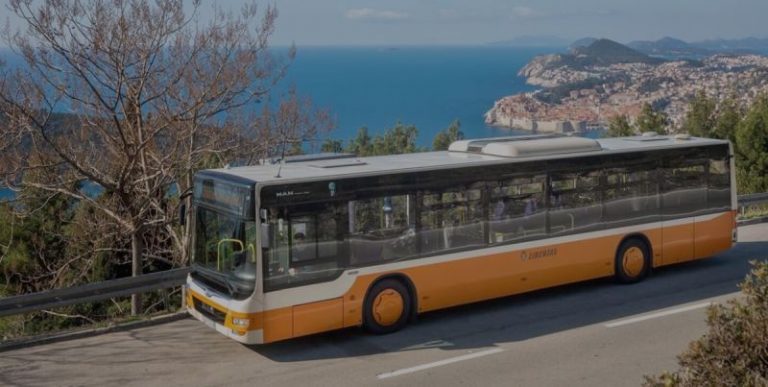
0;310;190;352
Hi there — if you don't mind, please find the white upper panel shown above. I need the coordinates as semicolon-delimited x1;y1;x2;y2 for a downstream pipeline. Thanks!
208;135;729;185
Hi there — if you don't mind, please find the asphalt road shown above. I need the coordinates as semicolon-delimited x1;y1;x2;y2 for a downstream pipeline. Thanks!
2;224;767;387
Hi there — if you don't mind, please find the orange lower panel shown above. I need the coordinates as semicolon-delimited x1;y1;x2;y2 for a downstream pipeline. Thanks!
406;234;618;312
662;221;694;264
694;213;735;260
660;212;735;265
262;307;293;343
293;298;343;337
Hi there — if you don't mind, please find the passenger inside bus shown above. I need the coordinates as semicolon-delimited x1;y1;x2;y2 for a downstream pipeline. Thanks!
493;198;507;220
524;196;538;217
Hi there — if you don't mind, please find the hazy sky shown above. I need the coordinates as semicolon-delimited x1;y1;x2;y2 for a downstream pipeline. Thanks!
260;0;768;45
4;1;768;46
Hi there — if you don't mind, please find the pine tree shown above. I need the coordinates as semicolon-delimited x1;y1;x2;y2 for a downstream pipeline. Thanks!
606;114;634;137
346;127;374;156
636;103;668;134
734;95;768;193
372;122;420;155
433;119;464;150
321;139;344;153
682;91;716;137
713;97;742;143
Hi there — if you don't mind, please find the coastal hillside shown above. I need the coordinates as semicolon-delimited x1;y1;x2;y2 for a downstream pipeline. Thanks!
570;39;662;66
519;39;661;87
488;39;768;133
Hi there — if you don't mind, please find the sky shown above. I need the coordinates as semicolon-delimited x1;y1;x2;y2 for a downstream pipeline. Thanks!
2;0;767;46
262;0;768;46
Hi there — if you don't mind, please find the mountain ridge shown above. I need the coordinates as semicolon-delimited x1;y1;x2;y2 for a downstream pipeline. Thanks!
519;38;662;85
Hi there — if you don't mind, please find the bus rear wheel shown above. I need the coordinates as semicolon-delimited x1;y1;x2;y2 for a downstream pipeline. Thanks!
615;238;650;284
363;279;411;334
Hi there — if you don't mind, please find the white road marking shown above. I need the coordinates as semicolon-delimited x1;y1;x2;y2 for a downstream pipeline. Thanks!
401;340;455;351
605;302;713;328
376;348;504;379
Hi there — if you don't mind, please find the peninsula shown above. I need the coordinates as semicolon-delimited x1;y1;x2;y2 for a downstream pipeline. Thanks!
486;38;768;133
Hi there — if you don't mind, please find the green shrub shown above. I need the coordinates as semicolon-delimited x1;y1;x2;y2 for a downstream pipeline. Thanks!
644;261;768;386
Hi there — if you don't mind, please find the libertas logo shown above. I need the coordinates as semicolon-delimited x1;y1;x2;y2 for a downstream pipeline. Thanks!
520;247;558;261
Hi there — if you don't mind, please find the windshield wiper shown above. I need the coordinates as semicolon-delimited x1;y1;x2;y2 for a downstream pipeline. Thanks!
193;265;235;296
225;279;237;296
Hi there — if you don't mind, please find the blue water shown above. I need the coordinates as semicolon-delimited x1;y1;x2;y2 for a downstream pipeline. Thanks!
277;45;552;146
0;189;14;201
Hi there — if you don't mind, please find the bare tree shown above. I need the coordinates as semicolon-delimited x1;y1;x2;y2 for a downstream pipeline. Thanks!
243;86;335;165
0;0;296;314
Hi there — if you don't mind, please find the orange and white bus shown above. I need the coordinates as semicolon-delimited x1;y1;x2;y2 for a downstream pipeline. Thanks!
185;134;736;344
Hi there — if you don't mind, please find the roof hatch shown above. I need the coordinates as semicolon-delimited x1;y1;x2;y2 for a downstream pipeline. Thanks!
449;135;602;158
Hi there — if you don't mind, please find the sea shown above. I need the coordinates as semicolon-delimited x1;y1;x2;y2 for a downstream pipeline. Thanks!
276;45;556;146
0;45;562;200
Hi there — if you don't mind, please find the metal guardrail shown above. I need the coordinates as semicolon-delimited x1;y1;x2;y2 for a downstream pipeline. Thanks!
738;192;768;207
0;193;767;319
0;267;191;318
737;192;768;225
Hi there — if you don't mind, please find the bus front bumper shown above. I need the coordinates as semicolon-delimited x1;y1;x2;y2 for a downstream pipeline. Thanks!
187;306;264;344
185;286;265;345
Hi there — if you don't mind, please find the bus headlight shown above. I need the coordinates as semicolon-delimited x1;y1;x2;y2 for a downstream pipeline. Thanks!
232;318;250;327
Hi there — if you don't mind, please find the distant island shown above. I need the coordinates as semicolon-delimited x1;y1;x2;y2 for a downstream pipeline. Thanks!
486;38;768;133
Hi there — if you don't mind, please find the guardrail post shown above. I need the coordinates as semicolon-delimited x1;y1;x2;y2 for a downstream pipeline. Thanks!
131;233;143;316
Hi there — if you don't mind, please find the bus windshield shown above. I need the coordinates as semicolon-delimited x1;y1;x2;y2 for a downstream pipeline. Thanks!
193;206;258;298
191;176;257;299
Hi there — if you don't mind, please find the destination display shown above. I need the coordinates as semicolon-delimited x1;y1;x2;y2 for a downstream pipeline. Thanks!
193;176;254;219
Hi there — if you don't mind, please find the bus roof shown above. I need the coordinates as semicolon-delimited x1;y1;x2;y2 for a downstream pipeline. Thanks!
208;134;729;185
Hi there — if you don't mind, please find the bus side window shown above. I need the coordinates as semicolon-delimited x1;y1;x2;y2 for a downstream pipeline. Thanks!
290;218;316;263
707;146;731;211
549;169;601;234
263;203;345;291
419;183;485;254
349;194;416;265
662;151;707;217
266;208;289;278
603;164;658;227
488;175;545;243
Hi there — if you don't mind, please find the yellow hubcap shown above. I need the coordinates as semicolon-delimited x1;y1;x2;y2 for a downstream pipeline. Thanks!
623;246;645;278
373;289;404;327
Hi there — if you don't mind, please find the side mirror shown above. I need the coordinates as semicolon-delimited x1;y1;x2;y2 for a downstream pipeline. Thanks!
179;203;187;226
261;223;271;248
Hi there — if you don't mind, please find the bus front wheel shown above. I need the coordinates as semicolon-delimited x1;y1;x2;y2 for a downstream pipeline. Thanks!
363;279;411;334
615;238;651;284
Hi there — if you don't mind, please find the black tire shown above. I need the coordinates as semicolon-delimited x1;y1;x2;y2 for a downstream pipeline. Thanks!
363;278;411;334
615;238;651;284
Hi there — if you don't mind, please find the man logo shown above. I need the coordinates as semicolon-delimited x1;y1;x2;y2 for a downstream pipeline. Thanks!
328;182;336;197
